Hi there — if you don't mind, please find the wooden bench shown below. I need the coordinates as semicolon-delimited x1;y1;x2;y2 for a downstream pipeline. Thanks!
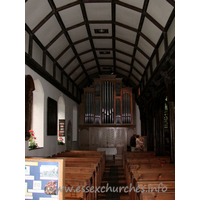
135;180;175;200
124;157;171;185
65;173;95;200
57;151;105;183
139;191;175;200
65;178;91;200
55;151;105;200
123;152;175;200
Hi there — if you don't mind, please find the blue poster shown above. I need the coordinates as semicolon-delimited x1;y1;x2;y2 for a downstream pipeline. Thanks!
25;161;59;200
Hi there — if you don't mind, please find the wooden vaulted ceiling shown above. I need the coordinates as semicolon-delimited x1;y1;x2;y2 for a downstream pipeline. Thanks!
25;0;175;99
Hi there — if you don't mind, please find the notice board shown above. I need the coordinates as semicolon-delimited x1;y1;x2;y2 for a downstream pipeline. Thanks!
25;158;64;200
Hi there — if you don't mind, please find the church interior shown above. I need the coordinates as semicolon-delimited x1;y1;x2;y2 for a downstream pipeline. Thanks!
25;0;176;199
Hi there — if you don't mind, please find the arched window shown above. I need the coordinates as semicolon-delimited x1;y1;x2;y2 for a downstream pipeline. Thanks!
25;75;35;141
32;79;44;148
58;95;66;145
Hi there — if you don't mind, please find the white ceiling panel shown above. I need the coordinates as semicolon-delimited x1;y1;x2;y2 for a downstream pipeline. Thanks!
68;25;88;42
99;59;113;66
85;3;111;20
131;69;142;81
90;24;112;36
32;40;43;66
64;58;79;74
46;56;54;76
80;52;94;63
116;5;141;29
56;67;61;83
48;34;69;58
135;51;149;67
75;40;92;54
116;25;137;44
93;39;112;49
152;54;157;72
119;0;144;9
25;31;29;53
54;0;77;8
25;0;52;30
147;66;151;80
138;36;154;57
116;60;130;72
158;39;165;61
133;61;145;75
167;18;175;45
70;67;83;80
130;75;139;85
83;60;96;70
116;41;134;55
59;5;84;28
88;68;98;75
76;73;86;85
147;0;173;27
116;52;132;64
34;16;62;46
57;48;75;67
142;18;162;44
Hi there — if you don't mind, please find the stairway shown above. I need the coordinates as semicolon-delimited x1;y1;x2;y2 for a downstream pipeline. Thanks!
98;160;129;200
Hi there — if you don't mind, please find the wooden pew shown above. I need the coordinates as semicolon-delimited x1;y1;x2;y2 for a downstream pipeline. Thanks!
127;167;175;199
57;151;105;183
65;167;97;200
56;152;105;200
124;157;171;186
133;173;175;181
62;157;103;188
129;164;175;170
123;152;175;200
65;178;91;200
65;173;95;200
140;191;175;200
135;180;175;200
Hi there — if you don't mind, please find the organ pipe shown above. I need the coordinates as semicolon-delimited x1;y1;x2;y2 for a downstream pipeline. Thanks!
101;81;114;124
84;77;132;125
122;93;131;124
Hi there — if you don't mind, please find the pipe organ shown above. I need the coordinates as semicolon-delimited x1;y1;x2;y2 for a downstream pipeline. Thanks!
83;75;133;125
79;75;136;156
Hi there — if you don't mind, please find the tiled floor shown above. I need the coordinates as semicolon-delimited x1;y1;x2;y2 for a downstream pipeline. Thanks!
98;160;129;200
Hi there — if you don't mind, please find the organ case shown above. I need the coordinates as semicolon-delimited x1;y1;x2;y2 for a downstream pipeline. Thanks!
81;75;133;125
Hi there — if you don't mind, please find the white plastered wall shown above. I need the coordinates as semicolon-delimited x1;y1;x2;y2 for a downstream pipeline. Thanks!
25;65;79;157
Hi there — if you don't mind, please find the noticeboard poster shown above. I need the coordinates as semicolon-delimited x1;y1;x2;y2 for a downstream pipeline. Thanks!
25;160;61;200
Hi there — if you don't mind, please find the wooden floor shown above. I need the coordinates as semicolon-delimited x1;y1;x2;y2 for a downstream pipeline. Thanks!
98;160;129;200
